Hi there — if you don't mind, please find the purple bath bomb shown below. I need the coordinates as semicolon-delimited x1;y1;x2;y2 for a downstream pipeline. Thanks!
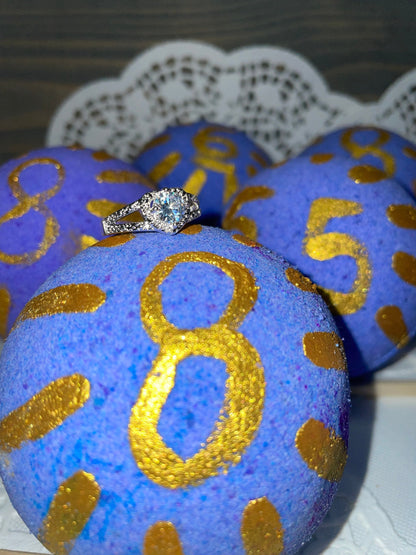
0;226;349;554
133;120;272;223
223;155;416;376
301;125;416;197
0;145;152;335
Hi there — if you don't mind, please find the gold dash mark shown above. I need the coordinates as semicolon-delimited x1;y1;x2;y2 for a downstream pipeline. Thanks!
295;418;347;482
303;331;347;371
285;268;318;294
94;234;136;247
140;133;170;153
376;305;409;349
232;234;261;248
403;146;416;159
310;153;334;164
0;374;90;452
348;165;387;183
40;470;100;555
96;170;153;187
148;152;181;183
0;287;11;339
241;497;284;555
183;168;207;196
17;283;106;323
393;251;416;286
180;224;202;235
143;521;184;555
250;151;271;168
92;150;114;161
386;204;416;229
79;235;98;250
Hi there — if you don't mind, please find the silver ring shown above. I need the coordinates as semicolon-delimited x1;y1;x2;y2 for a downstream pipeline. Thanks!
102;188;201;236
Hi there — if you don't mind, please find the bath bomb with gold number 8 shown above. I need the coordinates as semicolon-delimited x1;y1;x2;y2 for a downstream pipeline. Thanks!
0;145;152;336
0;226;349;554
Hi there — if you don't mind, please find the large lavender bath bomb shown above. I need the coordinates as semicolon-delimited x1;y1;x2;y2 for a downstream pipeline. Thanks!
0;145;152;336
223;155;416;376
301;125;416;197
133;120;272;223
0;226;349;554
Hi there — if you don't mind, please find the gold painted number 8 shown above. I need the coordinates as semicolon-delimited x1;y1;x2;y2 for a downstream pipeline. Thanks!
129;251;265;489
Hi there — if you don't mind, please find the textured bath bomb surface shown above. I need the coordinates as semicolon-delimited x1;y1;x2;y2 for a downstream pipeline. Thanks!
223;155;416;376
301;125;416;196
0;145;152;336
133;120;272;223
0;226;349;555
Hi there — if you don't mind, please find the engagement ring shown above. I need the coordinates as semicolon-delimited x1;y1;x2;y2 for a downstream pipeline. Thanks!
102;188;201;236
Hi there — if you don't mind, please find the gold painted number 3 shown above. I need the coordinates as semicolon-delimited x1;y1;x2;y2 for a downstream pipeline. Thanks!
303;198;372;315
129;251;265;489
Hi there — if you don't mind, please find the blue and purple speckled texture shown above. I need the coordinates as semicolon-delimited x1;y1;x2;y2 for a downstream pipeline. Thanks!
225;156;416;376
0;146;151;332
301;126;416;196
0;227;349;554
133;120;272;223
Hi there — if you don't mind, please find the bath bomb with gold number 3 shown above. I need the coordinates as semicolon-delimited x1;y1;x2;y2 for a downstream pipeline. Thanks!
0;226;349;554
0;145;152;336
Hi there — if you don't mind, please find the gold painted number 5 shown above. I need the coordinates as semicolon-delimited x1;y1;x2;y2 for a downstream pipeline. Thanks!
303;198;372;315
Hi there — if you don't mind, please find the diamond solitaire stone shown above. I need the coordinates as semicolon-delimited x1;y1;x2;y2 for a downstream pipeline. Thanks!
150;189;188;224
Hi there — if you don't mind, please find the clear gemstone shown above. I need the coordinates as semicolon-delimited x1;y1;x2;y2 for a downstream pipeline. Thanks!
150;190;188;224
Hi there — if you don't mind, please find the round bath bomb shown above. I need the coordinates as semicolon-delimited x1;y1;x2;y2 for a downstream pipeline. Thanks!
133;120;272;223
0;145;152;336
0;226;349;555
301;125;416;196
223;155;416;376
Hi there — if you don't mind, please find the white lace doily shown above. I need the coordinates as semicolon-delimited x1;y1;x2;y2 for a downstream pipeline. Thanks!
46;41;416;163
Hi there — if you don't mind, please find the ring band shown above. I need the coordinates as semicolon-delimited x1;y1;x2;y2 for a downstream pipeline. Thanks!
102;188;201;236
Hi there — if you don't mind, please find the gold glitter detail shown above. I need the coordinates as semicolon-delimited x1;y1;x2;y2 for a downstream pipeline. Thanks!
0;287;11;339
180;224;202;235
148;152;181;183
96;169;153;187
376;305;409;349
304;197;372;315
303;331;347;371
223;186;275;240
386;204;416;229
270;161;286;169
86;199;144;223
348;164;387;183
143;522;184;555
403;146;416;159
310;153;334;164
183;168;207;196
17;284;106;323
68;143;83;150
92;150;113;161
94;234;135;247
0;158;64;265
295;418;347;482
285;268;318;294
341;127;395;177
247;165;258;177
193;125;239;203
140;133;170;154
129;252;265;489
79;235;98;250
392;251;416;286
0;374;90;452
40;470;100;555
250;151;270;168
232;234;261;248
241;497;284;555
